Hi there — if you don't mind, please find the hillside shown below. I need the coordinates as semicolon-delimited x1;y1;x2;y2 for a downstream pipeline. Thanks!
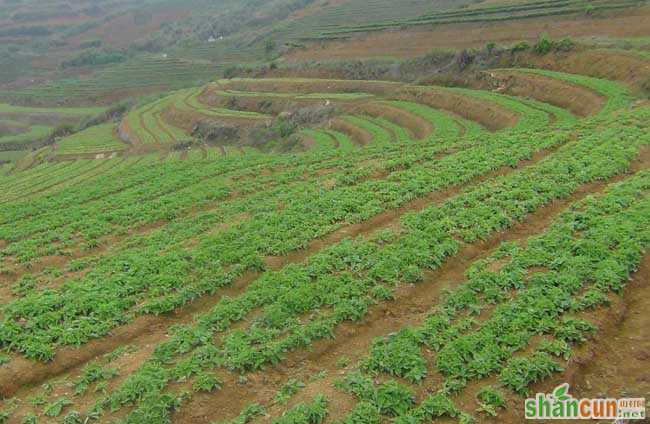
0;0;649;423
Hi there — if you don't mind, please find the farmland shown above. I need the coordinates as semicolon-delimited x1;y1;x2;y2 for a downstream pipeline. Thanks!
0;59;647;424
0;103;106;160
0;0;649;423
54;124;126;157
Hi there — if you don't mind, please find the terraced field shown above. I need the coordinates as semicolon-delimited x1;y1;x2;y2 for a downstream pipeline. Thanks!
0;103;105;160
312;0;648;39
1;57;216;105
54;124;126;157
0;67;648;424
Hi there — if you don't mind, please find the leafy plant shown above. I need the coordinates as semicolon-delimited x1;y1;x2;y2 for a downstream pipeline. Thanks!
192;372;221;393
43;397;72;417
475;386;506;416
274;379;305;404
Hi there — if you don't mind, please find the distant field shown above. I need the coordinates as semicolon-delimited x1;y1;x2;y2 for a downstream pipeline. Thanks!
0;103;104;152
286;5;650;60
0;149;28;163
0;103;104;116
314;0;647;38
1;56;217;105
55;123;126;156
0;124;51;149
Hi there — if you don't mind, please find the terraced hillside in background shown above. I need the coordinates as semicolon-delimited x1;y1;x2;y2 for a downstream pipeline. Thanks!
0;103;106;166
2;0;649;109
0;64;648;424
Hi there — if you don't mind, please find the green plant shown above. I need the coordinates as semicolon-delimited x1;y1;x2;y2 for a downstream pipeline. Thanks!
338;401;380;424
275;379;305;404
534;35;553;54
274;395;328;424
336;357;350;369
21;412;37;424
43;397;72;417
193;372;222;392
511;41;530;52
214;403;265;424
61;411;83;424
475;386;506;416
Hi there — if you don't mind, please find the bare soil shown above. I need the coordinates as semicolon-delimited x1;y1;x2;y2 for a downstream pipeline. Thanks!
400;86;519;131
175;147;650;424
284;7;650;62
355;102;433;140
329;118;372;145
480;69;606;116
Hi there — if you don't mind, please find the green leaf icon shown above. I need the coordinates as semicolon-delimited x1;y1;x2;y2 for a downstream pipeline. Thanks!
553;383;570;401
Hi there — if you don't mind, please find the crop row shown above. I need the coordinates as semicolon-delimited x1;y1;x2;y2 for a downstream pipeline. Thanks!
55;123;126;155
76;104;650;424
0;87;507;262
319;0;643;37
6;57;216;102
0;91;586;359
335;168;650;423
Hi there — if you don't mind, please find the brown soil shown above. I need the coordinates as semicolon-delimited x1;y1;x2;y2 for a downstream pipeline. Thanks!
0;124;572;402
401;86;519;131
480;69;606;116
484;252;650;424
174;148;648;424
329;118;372;145
522;48;650;94
571;254;650;404
301;134;316;149
284;7;650;62
219;78;402;97
355;102;433;140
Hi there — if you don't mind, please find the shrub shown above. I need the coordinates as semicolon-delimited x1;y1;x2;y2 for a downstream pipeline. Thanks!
78;99;135;130
511;41;530;53
223;65;242;79
534;35;554;55
556;37;575;52
192;121;240;145
61;49;128;68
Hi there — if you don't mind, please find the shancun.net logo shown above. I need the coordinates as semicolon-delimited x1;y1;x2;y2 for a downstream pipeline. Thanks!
525;383;646;420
